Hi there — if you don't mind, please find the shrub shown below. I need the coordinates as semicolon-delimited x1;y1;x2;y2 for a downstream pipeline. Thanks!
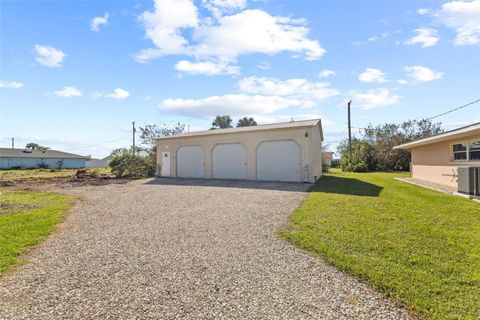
37;163;49;169
109;153;155;179
322;163;330;173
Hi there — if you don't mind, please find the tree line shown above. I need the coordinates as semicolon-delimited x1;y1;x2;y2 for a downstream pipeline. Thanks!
338;119;443;172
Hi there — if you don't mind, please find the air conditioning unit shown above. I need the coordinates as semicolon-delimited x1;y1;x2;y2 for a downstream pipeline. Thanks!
457;167;480;196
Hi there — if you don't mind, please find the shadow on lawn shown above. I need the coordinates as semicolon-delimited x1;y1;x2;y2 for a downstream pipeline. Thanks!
314;175;383;197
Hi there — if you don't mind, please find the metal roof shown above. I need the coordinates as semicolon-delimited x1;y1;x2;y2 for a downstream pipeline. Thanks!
0;148;87;159
393;122;480;149
155;119;323;140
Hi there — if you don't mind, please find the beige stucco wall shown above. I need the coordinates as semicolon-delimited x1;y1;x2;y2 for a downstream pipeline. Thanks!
411;133;480;188
156;125;323;183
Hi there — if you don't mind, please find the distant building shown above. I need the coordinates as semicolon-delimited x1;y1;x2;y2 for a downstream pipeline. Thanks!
85;158;109;168
322;151;334;167
0;148;87;169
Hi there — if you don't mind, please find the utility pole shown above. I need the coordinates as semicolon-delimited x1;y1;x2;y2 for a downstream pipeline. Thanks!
347;100;352;158
132;121;136;155
11;137;14;149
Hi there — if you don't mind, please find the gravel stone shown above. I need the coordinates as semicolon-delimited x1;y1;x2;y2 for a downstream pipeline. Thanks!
0;179;414;319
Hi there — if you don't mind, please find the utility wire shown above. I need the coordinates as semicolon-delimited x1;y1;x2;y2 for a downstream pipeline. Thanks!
60;134;131;150
349;98;480;132
427;98;480;120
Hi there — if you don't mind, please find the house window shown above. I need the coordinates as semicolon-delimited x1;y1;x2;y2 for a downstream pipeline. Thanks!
453;143;467;160
453;141;480;161
469;141;480;161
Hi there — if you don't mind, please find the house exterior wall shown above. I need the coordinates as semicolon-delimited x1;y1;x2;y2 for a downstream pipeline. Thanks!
410;133;480;188
85;159;109;168
156;125;323;183
0;157;86;169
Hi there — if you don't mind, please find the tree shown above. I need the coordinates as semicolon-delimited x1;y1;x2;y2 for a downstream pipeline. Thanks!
139;123;185;147
25;143;50;151
237;117;257;127
109;153;156;178
363;119;443;171
211;115;232;129
338;138;373;172
338;118;443;172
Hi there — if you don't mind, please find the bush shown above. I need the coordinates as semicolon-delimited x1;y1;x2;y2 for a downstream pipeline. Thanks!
340;158;368;172
339;138;373;172
37;163;49;169
322;163;330;173
109;153;155;178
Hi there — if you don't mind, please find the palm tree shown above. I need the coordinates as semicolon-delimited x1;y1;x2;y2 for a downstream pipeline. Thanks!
211;115;233;129
236;117;257;127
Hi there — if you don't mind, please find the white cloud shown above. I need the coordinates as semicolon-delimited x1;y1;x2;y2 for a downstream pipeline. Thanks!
238;76;339;100
358;68;388;83
398;79;408;85
349;88;401;110
136;0;199;62
437;0;480;45
194;9;324;61
202;0;246;18
106;88;130;99
94;88;130;99
175;59;239;75
404;28;439;47
417;8;429;15
318;69;335;78
90;12;109;32
136;1;324;64
0;80;24;89
159;94;312;118
352;30;401;45
404;65;444;82
257;61;271;70
34;45;66;67
54;86;83;97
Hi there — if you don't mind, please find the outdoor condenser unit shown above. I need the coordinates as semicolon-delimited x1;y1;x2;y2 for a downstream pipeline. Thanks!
457;167;480;196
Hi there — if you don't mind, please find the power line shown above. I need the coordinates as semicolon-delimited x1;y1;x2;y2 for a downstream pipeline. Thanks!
427;98;480;120
349;98;480;132
60;135;131;150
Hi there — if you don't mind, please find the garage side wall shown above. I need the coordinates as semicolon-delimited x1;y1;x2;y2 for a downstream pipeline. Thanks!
156;125;322;183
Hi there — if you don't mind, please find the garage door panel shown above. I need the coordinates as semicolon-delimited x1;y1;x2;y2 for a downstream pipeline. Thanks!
257;140;301;182
212;143;247;180
177;146;204;178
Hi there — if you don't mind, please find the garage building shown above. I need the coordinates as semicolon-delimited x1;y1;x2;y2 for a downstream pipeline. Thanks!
155;119;324;183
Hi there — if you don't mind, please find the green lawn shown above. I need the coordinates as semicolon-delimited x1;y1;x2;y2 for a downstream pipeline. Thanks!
0;190;72;274
279;170;480;320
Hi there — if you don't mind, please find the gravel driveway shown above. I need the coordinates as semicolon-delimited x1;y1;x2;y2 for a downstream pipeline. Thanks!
0;179;413;319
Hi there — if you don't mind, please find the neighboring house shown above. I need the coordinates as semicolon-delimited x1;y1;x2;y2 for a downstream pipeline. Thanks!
155;119;324;183
394;122;480;188
322;151;334;167
0;148;87;169
85;158;109;168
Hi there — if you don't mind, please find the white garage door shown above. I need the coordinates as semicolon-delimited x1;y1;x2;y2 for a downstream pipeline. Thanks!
212;143;247;180
257;140;302;182
177;146;204;178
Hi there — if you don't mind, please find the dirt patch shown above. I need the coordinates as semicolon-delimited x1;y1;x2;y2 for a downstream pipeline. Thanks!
0;203;39;215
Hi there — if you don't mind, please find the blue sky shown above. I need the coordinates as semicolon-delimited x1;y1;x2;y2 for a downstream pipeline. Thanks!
1;0;479;158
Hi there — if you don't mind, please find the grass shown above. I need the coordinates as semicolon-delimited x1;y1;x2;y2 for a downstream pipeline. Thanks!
0;168;111;181
0;189;72;274
279;169;480;320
